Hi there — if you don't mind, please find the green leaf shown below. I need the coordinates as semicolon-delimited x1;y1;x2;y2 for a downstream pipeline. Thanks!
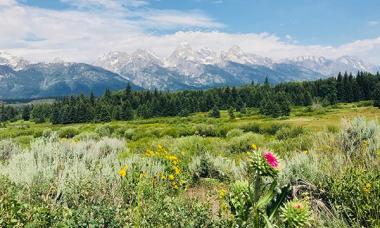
268;184;290;220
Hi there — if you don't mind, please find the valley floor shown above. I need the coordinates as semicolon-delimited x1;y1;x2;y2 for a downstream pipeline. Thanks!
0;101;379;227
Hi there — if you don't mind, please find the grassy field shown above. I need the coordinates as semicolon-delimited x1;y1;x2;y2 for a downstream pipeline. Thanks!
1;101;379;147
0;101;379;227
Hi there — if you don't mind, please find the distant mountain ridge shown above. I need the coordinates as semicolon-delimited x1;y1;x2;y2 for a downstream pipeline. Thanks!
0;61;140;99
0;45;379;99
95;44;378;90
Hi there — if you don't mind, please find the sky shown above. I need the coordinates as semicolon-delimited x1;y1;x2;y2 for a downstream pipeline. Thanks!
1;0;380;64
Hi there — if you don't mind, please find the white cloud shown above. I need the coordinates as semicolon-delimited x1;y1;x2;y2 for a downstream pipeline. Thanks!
61;0;148;10
369;21;379;26
1;0;380;65
136;9;224;29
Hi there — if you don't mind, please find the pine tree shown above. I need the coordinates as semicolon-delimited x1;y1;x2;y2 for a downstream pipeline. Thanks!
90;91;95;105
21;105;31;121
240;103;247;114
373;82;380;108
50;104;61;124
94;104;111;122
276;92;291;116
120;102;134;120
228;107;235;119
336;72;344;101
209;105;220;118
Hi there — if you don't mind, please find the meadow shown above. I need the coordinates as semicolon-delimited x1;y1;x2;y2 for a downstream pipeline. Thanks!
0;101;379;227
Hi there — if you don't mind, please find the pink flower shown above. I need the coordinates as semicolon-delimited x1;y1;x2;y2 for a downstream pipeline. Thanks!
264;151;279;168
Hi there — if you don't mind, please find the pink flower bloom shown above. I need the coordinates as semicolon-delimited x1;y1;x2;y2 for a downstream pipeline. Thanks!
264;151;279;168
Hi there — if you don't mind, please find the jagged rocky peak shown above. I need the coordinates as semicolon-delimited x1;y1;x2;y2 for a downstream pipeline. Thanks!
336;55;367;68
0;51;29;70
196;47;220;65
221;45;272;66
167;42;198;64
131;49;161;64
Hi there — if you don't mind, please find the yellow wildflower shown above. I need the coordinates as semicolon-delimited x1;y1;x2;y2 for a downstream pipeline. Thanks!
174;166;181;175
303;150;309;154
363;183;372;194
218;189;227;199
118;164;128;177
251;144;258;151
145;149;154;157
168;174;175;181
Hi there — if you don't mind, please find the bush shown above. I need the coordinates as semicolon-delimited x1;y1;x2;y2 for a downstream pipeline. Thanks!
226;129;244;138
58;127;79;138
73;131;100;141
338;117;379;161
193;124;218;137
209;106;221;118
42;129;53;138
227;133;265;153
0;140;20;162
276;126;306;140
95;124;114;137
124;129;135;140
326;167;380;227
188;154;245;182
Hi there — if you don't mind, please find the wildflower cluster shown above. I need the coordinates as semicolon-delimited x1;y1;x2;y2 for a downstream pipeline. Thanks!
145;144;185;190
249;149;280;178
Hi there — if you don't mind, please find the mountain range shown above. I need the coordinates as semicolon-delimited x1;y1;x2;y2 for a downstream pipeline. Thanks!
0;45;379;99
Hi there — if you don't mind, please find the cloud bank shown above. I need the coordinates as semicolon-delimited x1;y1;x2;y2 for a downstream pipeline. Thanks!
1;0;380;64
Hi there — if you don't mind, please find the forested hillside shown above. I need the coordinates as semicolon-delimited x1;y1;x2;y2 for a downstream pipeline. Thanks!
1;71;379;124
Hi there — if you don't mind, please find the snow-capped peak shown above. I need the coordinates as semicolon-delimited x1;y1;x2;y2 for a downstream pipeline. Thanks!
94;51;131;74
335;55;367;70
196;48;220;65
131;49;161;63
288;56;328;64
221;45;272;66
0;51;29;70
166;42;198;65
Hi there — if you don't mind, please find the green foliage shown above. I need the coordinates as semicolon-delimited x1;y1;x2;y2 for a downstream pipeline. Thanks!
1;72;379;125
30;104;51;123
0;140;20;162
228;107;235;120
209;105;221;118
326;167;380;227
280;200;312;228
276;126;306;140
227;133;265;153
226;128;244;138
58;126;79;138
260;92;291;118
339;117;379;161
373;82;380;108
95;124;114;137
228;180;252;227
0;103;380;227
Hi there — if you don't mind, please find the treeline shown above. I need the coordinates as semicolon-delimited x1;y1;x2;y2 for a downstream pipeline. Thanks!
1;71;380;124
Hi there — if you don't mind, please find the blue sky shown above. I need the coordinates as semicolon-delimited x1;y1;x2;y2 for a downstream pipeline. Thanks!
1;0;380;63
19;0;380;45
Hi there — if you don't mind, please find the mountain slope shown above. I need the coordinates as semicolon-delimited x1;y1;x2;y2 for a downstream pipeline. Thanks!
0;52;29;70
95;45;326;89
284;55;376;76
0;63;140;99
